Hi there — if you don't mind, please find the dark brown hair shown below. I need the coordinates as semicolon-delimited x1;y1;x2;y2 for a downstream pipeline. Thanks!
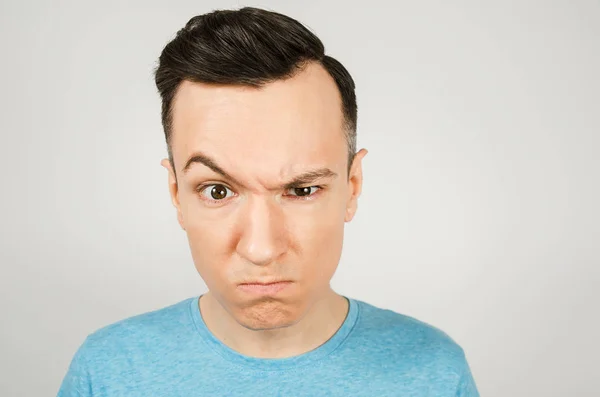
154;7;357;174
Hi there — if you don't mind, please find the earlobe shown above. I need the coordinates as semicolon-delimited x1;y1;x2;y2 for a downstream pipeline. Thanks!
177;210;186;231
344;207;356;222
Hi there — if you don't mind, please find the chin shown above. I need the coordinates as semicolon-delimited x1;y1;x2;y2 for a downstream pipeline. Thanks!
235;298;303;331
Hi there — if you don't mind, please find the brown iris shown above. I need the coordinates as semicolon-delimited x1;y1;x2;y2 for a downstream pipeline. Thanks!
294;187;312;197
210;185;228;200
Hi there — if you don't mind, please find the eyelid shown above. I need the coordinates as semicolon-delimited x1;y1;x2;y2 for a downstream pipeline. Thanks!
195;180;236;191
286;185;320;190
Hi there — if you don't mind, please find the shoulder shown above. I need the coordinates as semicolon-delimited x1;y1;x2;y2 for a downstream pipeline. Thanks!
76;296;196;360
350;298;468;373
58;297;201;394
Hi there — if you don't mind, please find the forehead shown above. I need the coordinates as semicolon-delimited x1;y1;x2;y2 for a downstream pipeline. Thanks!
170;63;347;179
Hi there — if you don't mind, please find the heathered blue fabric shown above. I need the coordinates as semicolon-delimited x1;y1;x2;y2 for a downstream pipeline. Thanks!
57;296;479;396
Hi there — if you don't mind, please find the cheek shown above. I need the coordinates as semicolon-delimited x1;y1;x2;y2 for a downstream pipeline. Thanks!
290;194;347;278
179;196;237;287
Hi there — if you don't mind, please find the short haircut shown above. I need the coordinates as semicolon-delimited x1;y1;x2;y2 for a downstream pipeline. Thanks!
154;7;357;175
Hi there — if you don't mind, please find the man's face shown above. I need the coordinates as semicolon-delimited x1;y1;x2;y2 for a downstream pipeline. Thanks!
164;63;365;330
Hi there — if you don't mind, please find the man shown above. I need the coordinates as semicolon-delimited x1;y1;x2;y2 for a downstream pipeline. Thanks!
58;7;479;396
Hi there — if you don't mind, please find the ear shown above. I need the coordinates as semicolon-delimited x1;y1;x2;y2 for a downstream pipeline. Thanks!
345;148;368;222
161;158;186;231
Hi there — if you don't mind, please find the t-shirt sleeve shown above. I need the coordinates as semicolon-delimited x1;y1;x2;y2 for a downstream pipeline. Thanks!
455;359;480;397
57;338;92;397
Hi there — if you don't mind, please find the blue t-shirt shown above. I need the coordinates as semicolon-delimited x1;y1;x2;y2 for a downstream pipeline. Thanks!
57;296;479;396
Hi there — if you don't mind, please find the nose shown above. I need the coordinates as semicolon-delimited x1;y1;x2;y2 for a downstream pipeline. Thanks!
235;196;287;267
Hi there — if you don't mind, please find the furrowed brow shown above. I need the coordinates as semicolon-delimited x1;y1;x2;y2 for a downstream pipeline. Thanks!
282;168;337;189
182;155;336;190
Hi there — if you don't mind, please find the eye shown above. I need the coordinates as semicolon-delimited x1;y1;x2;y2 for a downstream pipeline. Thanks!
198;184;235;201
286;186;320;198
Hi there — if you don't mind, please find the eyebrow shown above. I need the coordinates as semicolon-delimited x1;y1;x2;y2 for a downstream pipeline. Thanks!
282;168;338;189
183;152;236;181
182;151;338;189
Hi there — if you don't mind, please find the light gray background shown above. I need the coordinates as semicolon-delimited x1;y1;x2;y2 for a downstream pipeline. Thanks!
1;0;598;396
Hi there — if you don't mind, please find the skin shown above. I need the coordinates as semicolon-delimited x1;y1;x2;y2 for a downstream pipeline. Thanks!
162;62;367;358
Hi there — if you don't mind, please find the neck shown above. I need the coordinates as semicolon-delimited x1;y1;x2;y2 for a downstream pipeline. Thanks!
199;289;349;359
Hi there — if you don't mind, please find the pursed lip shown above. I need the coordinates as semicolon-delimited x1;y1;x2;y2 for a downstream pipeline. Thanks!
236;280;293;295
238;280;292;285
